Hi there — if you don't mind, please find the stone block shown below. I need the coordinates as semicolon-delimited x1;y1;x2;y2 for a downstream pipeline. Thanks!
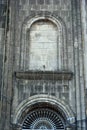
45;0;50;5
37;0;44;4
53;0;60;5
29;0;36;5
0;54;3;99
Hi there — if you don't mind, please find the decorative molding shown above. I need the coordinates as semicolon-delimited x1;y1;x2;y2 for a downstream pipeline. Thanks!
13;95;75;124
15;71;73;80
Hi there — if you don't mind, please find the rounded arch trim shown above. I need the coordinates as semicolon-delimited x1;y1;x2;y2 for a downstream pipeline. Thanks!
13;95;75;124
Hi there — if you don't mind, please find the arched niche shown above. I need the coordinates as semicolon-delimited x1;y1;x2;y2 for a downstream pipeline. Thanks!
29;19;58;71
20;16;67;71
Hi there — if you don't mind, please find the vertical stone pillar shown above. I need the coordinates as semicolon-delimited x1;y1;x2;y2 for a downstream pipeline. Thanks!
81;0;87;89
77;0;86;128
81;0;87;129
71;0;86;129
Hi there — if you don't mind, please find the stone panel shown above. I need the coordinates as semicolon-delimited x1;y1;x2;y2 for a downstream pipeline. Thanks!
29;0;36;5
37;0;44;4
29;19;58;71
53;0;60;5
12;79;69;110
0;55;3;98
45;0;50;4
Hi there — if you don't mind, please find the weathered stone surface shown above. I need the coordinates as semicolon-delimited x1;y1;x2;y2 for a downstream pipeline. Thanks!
0;0;87;130
29;20;58;71
45;0;50;4
53;0;60;5
29;0;36;5
37;0;44;4
0;55;3;97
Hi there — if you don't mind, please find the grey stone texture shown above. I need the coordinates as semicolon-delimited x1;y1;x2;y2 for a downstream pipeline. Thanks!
0;0;87;130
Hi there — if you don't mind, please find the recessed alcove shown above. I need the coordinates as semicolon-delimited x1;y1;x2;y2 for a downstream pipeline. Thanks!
20;16;68;71
29;19;58;71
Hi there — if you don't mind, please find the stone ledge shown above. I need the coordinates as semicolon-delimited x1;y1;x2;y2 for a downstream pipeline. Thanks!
15;71;73;80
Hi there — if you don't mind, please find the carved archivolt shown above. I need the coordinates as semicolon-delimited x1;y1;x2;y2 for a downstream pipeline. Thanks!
13;95;75;125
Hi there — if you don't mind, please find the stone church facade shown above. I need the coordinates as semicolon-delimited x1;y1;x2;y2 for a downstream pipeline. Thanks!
0;0;87;130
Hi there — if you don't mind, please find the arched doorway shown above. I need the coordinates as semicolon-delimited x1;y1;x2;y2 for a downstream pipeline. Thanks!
13;95;75;130
22;103;65;130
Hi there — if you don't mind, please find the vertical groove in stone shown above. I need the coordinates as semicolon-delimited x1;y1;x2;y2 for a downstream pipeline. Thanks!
77;0;86;129
0;0;9;130
71;0;81;128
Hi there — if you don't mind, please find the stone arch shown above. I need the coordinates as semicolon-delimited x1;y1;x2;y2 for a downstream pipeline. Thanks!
13;95;75;126
20;14;68;71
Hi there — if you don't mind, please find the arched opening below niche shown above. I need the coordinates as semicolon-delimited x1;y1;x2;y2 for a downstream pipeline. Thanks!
22;102;66;130
13;95;75;130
